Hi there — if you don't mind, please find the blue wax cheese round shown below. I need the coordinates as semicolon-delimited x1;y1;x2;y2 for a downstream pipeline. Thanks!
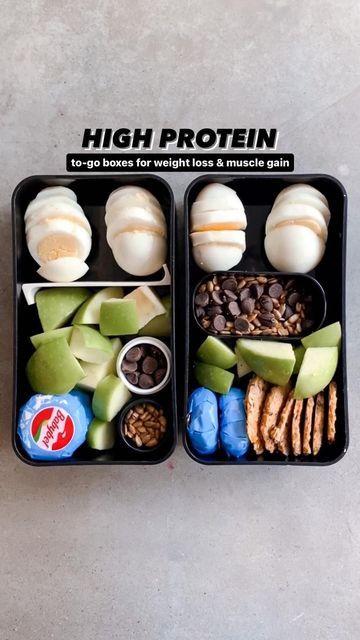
17;390;93;460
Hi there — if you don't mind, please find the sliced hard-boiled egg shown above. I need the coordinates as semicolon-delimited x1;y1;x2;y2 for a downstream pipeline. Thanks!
107;208;167;250
105;196;165;228
273;188;331;225
191;230;246;272
37;257;89;282
34;186;77;202
105;202;166;233
191;209;247;232
273;183;329;208
264;225;325;273
106;186;160;212
194;183;243;209
265;203;328;241
111;231;166;276
25;199;92;234
26;219;92;265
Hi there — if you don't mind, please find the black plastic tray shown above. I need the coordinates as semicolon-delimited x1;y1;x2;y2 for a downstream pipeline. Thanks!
183;174;348;465
12;174;177;466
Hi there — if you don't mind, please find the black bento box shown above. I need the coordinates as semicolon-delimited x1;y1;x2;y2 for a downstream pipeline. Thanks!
183;174;348;466
12;175;177;465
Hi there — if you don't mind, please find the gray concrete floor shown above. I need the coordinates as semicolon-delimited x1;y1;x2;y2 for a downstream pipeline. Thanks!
1;1;360;638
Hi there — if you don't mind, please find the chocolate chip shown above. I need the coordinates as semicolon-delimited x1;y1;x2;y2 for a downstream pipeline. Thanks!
126;372;139;385
154;368;166;385
241;298;255;314
287;292;300;306
139;373;154;389
221;278;237;291
194;293;209;307
258;312;275;327
259;295;273;312
250;283;264;299
228;301;241;317
239;288;251;301
224;289;237;301
196;306;205;319
284;305;293;320
234;317;250;332
211;291;223;305
142;356;158;375
125;347;143;362
212;315;226;332
268;283;283;298
207;305;223;318
122;359;138;373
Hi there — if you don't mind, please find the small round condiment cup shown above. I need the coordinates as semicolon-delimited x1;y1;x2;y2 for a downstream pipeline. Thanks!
117;397;166;453
116;336;171;395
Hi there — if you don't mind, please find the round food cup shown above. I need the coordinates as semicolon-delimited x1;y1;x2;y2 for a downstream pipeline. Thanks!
117;397;167;453
116;336;171;395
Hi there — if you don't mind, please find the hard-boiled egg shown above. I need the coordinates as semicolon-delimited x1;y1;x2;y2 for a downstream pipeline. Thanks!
191;230;246;272
265;203;328;241
34;186;78;202
106;206;166;250
112;231;166;276
273;187;331;225
194;183;243;209
264;225;325;273
25;199;91;234
26;218;92;265
37;257;89;282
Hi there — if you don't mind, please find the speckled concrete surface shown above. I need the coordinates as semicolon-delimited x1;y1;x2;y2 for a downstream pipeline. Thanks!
1;1;360;639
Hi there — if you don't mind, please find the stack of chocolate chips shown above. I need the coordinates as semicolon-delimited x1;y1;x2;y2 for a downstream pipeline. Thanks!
121;344;167;389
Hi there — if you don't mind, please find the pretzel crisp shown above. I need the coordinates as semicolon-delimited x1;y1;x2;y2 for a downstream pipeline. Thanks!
245;375;269;454
312;392;325;456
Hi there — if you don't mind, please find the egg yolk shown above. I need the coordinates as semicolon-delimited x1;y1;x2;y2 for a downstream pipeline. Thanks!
273;218;324;238
37;233;80;262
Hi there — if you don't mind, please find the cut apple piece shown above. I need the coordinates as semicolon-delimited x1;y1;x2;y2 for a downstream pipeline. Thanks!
236;339;295;386
99;299;139;336
234;343;252;378
86;418;115;450
293;345;306;374
70;325;113;364
194;362;234;394
72;287;124;325
138;295;171;337
26;337;85;394
92;374;131;421
30;326;73;349
301;322;341;349
196;336;237;370
77;338;122;392
36;287;91;331
293;347;338;399
124;286;166;329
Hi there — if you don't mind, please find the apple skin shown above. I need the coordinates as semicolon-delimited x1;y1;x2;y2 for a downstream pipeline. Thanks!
100;299;139;336
30;326;73;349
26;337;85;394
86;418;115;450
301;322;341;349
36;287;91;331
293;346;338;399
70;325;113;364
293;345;306;374
236;339;295;386
72;287;124;325
196;336;237;370
194;362;234;394
92;374;131;421
138;295;171;337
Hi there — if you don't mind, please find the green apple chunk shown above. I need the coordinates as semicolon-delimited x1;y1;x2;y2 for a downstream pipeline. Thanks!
236;339;295;386
72;287;124;325
30;326;73;349
196;336;237;370
70;325;113;364
124;286;166;329
92;374;131;421
36;287;91;331
301;322;342;349
100;299;139;336
77;338;122;392
26;337;85;394
139;295;171;337
234;344;252;378
86;418;115;450
294;347;338;399
293;345;306;374
194;362;234;394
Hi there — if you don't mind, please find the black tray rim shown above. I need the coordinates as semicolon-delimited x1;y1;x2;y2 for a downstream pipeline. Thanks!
182;172;349;467
12;173;178;466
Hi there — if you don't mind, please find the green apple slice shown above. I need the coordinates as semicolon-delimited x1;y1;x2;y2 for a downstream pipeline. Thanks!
36;287;91;331
30;326;73;349
124;286;166;329
72;287;124;325
92;374;131;421
100;299;139;336
139;295;171;337
86;418;115;450
301;322;341;349
293;345;306;374
236;339;295;386
77;338;122;392
196;336;237;370
26;337;85;394
234;344;252;378
194;362;234;394
70;325;113;364
294;347;338;399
